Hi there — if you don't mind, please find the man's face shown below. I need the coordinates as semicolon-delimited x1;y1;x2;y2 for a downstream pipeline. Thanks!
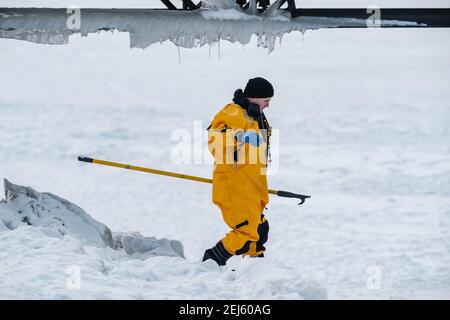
247;97;272;111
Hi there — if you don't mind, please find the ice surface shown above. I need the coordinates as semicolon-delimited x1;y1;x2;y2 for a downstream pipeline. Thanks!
0;18;449;299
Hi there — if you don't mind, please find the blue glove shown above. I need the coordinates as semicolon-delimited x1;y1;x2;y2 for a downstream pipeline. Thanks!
236;130;261;147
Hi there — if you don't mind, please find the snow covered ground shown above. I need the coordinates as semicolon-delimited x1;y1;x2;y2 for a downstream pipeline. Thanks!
0;21;449;299
1;180;323;299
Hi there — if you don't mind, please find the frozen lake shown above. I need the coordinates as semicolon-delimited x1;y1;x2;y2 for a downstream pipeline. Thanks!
1;26;449;299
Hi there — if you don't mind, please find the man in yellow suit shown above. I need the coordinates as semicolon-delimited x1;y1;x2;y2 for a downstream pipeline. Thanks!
203;77;273;266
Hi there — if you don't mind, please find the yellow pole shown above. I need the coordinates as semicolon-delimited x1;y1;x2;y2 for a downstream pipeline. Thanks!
78;156;310;205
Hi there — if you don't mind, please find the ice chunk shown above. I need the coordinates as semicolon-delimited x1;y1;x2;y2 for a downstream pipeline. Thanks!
1;179;184;258
113;232;185;259
3;178;114;247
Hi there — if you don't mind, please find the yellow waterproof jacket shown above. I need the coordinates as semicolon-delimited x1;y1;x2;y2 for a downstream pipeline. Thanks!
208;103;270;230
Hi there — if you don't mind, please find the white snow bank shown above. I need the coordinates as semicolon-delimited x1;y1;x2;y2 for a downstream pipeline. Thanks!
0;223;327;299
0;179;326;299
1;179;184;258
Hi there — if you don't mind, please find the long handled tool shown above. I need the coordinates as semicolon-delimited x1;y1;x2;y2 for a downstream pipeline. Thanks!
78;156;311;205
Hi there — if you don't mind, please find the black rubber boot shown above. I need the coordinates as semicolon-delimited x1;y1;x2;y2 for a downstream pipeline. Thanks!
202;241;233;266
256;215;269;254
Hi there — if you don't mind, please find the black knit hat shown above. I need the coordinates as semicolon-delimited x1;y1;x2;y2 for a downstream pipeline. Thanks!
244;77;274;98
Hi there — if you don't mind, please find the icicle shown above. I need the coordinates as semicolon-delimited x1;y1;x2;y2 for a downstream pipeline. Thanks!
257;33;263;49
218;38;221;62
266;34;276;54
208;43;212;60
301;30;305;49
177;45;181;66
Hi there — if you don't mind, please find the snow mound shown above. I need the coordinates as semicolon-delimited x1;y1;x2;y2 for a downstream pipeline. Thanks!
0;179;325;299
1;179;184;258
0;221;326;299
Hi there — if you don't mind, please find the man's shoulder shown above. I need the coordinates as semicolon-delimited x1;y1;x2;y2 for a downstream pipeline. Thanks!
210;103;247;129
218;103;244;117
